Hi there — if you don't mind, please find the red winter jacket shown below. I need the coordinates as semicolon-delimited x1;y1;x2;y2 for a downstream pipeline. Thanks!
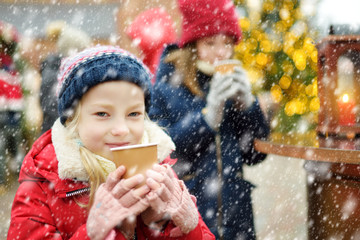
8;121;215;240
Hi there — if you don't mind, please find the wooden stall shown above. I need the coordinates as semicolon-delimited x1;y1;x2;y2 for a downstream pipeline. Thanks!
256;35;360;239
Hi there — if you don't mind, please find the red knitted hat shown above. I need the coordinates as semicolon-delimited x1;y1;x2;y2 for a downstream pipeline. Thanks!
178;0;242;47
126;8;176;53
126;8;177;75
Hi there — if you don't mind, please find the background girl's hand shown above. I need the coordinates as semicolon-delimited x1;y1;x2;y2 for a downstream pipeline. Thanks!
87;166;150;240
141;164;199;234
204;73;234;130
230;66;255;110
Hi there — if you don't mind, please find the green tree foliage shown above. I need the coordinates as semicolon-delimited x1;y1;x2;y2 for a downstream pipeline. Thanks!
234;0;319;145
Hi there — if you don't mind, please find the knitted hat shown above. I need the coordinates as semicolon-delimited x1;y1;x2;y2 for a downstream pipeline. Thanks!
57;45;152;125
126;8;177;74
177;0;242;48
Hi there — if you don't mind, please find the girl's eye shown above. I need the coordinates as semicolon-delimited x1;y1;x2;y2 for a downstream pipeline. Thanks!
96;112;108;117
129;112;140;117
206;41;215;46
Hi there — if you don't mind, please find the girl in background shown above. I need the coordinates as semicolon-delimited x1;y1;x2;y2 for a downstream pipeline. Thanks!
149;0;270;239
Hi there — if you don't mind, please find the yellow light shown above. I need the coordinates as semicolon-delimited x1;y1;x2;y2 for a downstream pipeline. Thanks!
292;98;306;115
244;52;256;66
285;101;296;116
284;98;306;116
293;49;307;71
342;94;349;103
305;84;312;96
313;79;318;96
305;82;317;97
279;75;292;89
256;52;268;66
285;32;297;42
235;42;247;54
272;39;282;52
247;68;264;87
283;0;294;10
309;97;320;112
240;18;250;31
311;51;317;63
294;8;303;19
282;61;294;75
251;30;265;42
275;21;286;33
263;2;274;13
279;8;290;20
246;38;258;50
295;59;306;71
260;39;272;52
270;85;283;103
284;45;294;56
303;38;315;54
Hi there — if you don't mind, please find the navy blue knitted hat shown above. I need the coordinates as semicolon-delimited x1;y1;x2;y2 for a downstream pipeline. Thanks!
57;45;152;125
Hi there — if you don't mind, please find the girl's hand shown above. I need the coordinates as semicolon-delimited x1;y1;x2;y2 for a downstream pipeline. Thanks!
87;166;150;240
141;164;199;234
230;66;255;110
204;73;234;130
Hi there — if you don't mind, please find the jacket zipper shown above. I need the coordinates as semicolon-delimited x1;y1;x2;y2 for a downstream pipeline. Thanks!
66;187;90;197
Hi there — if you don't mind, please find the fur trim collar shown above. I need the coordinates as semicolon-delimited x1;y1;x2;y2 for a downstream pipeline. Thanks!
52;119;175;181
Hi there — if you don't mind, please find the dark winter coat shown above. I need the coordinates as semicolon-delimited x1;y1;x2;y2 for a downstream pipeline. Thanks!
8;119;215;240
39;54;61;134
149;44;270;240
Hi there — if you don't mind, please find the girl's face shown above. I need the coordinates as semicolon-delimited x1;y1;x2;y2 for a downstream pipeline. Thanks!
196;34;234;65
77;81;145;161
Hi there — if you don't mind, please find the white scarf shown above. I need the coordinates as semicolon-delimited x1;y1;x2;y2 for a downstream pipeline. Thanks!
52;119;175;181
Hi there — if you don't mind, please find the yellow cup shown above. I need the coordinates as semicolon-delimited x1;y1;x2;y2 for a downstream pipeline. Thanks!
214;59;242;74
111;143;158;186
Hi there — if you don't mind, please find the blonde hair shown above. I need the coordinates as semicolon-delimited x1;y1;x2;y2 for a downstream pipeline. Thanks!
165;44;204;98
65;102;106;208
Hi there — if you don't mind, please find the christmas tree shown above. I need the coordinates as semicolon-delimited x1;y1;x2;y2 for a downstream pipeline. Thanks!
234;0;319;146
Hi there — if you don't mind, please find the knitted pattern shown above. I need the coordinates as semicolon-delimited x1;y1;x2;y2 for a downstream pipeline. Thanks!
178;0;242;47
57;45;152;124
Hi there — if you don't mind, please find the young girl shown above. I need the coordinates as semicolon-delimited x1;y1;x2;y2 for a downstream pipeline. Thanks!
7;45;215;240
149;0;270;239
